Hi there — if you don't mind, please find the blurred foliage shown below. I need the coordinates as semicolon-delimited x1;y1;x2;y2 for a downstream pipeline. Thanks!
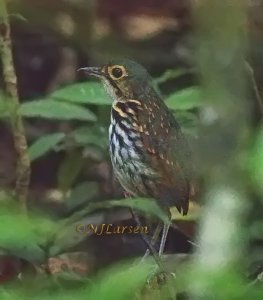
0;260;162;300
0;197;57;263
249;126;263;193
0;192;169;264
0;0;262;299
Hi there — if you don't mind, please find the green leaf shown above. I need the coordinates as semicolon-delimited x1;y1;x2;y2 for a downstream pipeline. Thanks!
28;133;66;161
104;198;170;225
49;182;100;256
57;150;84;192
20;100;97;121
63;198;170;228
0;202;56;264
0;260;156;300
0;215;43;263
87;261;155;300
154;69;193;85
71;125;108;149
166;87;203;110
64;181;99;211
51;82;111;105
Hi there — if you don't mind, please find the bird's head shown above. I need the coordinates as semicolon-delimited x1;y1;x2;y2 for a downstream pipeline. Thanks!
80;59;157;101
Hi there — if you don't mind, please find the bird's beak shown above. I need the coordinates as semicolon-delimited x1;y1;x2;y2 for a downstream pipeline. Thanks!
78;67;103;78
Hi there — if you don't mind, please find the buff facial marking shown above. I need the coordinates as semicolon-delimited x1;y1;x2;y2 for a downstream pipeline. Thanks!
108;65;128;80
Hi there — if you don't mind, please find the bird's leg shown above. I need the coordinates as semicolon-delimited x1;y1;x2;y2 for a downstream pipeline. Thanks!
158;224;170;256
141;222;162;261
124;192;161;261
130;209;162;268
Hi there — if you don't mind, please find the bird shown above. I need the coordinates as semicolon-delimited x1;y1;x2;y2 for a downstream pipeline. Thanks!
80;59;193;257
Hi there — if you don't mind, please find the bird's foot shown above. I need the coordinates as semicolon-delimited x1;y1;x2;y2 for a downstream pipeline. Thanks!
144;269;176;297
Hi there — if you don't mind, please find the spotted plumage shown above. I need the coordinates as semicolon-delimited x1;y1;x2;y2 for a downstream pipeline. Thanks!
81;59;192;217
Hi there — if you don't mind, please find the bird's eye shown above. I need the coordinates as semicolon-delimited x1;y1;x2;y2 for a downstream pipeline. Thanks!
111;67;123;79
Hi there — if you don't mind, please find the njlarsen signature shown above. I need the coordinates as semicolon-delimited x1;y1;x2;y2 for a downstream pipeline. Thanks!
76;223;149;235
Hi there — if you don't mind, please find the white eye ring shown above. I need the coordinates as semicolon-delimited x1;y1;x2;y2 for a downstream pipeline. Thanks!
109;65;127;80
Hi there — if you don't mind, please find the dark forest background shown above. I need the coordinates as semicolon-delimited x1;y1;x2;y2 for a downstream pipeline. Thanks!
0;0;262;299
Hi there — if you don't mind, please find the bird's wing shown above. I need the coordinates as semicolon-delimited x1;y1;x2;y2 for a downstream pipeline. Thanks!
137;95;192;215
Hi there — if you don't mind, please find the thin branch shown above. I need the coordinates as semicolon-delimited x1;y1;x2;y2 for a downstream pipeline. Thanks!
245;61;263;116
0;0;30;209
